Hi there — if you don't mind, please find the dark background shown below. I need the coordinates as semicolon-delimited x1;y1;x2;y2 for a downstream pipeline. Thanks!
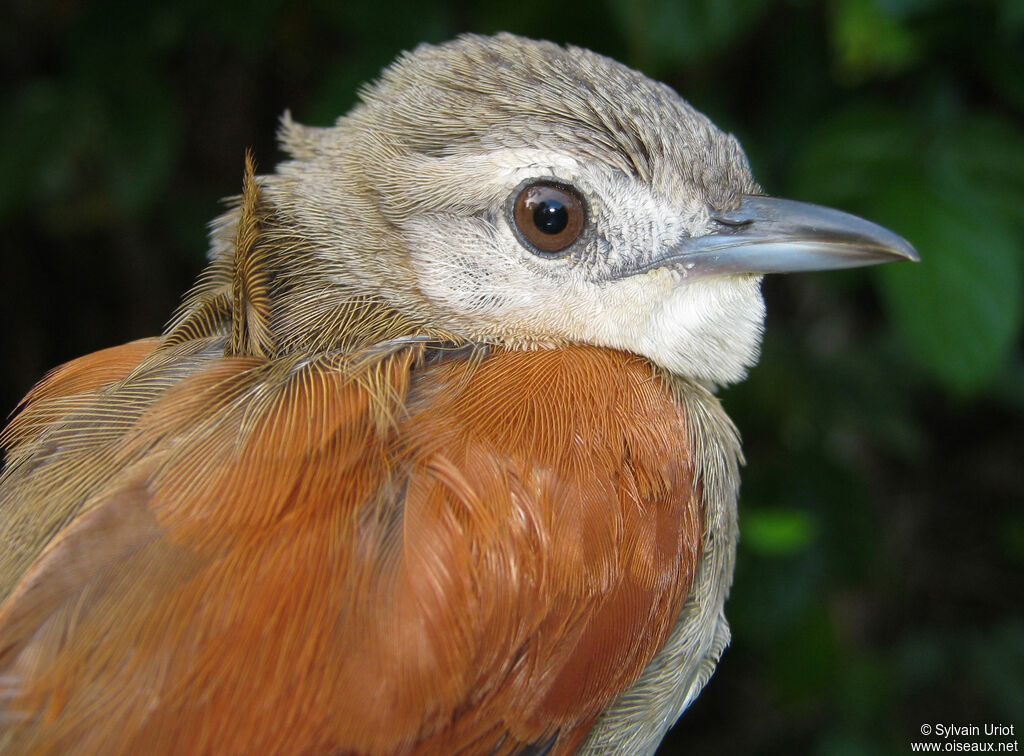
2;1;1022;753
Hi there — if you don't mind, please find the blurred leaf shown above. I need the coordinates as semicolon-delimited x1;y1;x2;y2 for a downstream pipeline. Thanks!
607;0;771;72
877;178;1023;394
791;106;915;205
941;116;1024;233
998;0;1024;31
793;106;1024;394
743;508;817;556
831;0;920;81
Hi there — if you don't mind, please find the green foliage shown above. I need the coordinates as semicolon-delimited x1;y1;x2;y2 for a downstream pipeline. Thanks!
793;107;1024;393
878;179;1022;394
608;0;772;71
743;507;817;556
831;0;920;81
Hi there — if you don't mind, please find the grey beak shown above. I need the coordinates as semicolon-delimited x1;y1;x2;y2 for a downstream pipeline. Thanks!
654;195;919;276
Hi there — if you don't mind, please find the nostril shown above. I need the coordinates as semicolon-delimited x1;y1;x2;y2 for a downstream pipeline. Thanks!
711;214;754;229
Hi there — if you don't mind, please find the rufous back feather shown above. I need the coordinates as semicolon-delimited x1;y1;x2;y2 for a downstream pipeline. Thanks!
0;340;702;756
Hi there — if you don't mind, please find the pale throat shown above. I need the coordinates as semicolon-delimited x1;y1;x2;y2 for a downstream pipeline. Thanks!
555;270;767;386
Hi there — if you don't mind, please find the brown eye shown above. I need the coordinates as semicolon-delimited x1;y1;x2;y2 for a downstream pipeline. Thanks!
511;181;585;255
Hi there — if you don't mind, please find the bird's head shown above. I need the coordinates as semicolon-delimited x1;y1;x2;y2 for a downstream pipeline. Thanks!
245;33;916;385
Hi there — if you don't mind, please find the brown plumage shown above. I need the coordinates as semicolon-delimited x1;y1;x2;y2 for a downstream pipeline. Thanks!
0;33;916;755
0;340;701;755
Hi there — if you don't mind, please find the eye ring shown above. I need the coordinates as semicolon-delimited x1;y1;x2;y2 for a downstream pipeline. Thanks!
509;180;586;256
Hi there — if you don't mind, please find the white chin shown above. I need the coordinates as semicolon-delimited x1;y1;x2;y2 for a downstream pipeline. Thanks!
634;275;766;386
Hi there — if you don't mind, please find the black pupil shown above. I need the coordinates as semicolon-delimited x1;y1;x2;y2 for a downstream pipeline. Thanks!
533;199;568;235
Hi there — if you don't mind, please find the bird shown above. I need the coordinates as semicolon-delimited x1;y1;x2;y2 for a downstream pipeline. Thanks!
0;33;917;756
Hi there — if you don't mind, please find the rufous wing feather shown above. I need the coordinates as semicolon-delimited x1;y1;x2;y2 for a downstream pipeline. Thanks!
0;343;701;756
